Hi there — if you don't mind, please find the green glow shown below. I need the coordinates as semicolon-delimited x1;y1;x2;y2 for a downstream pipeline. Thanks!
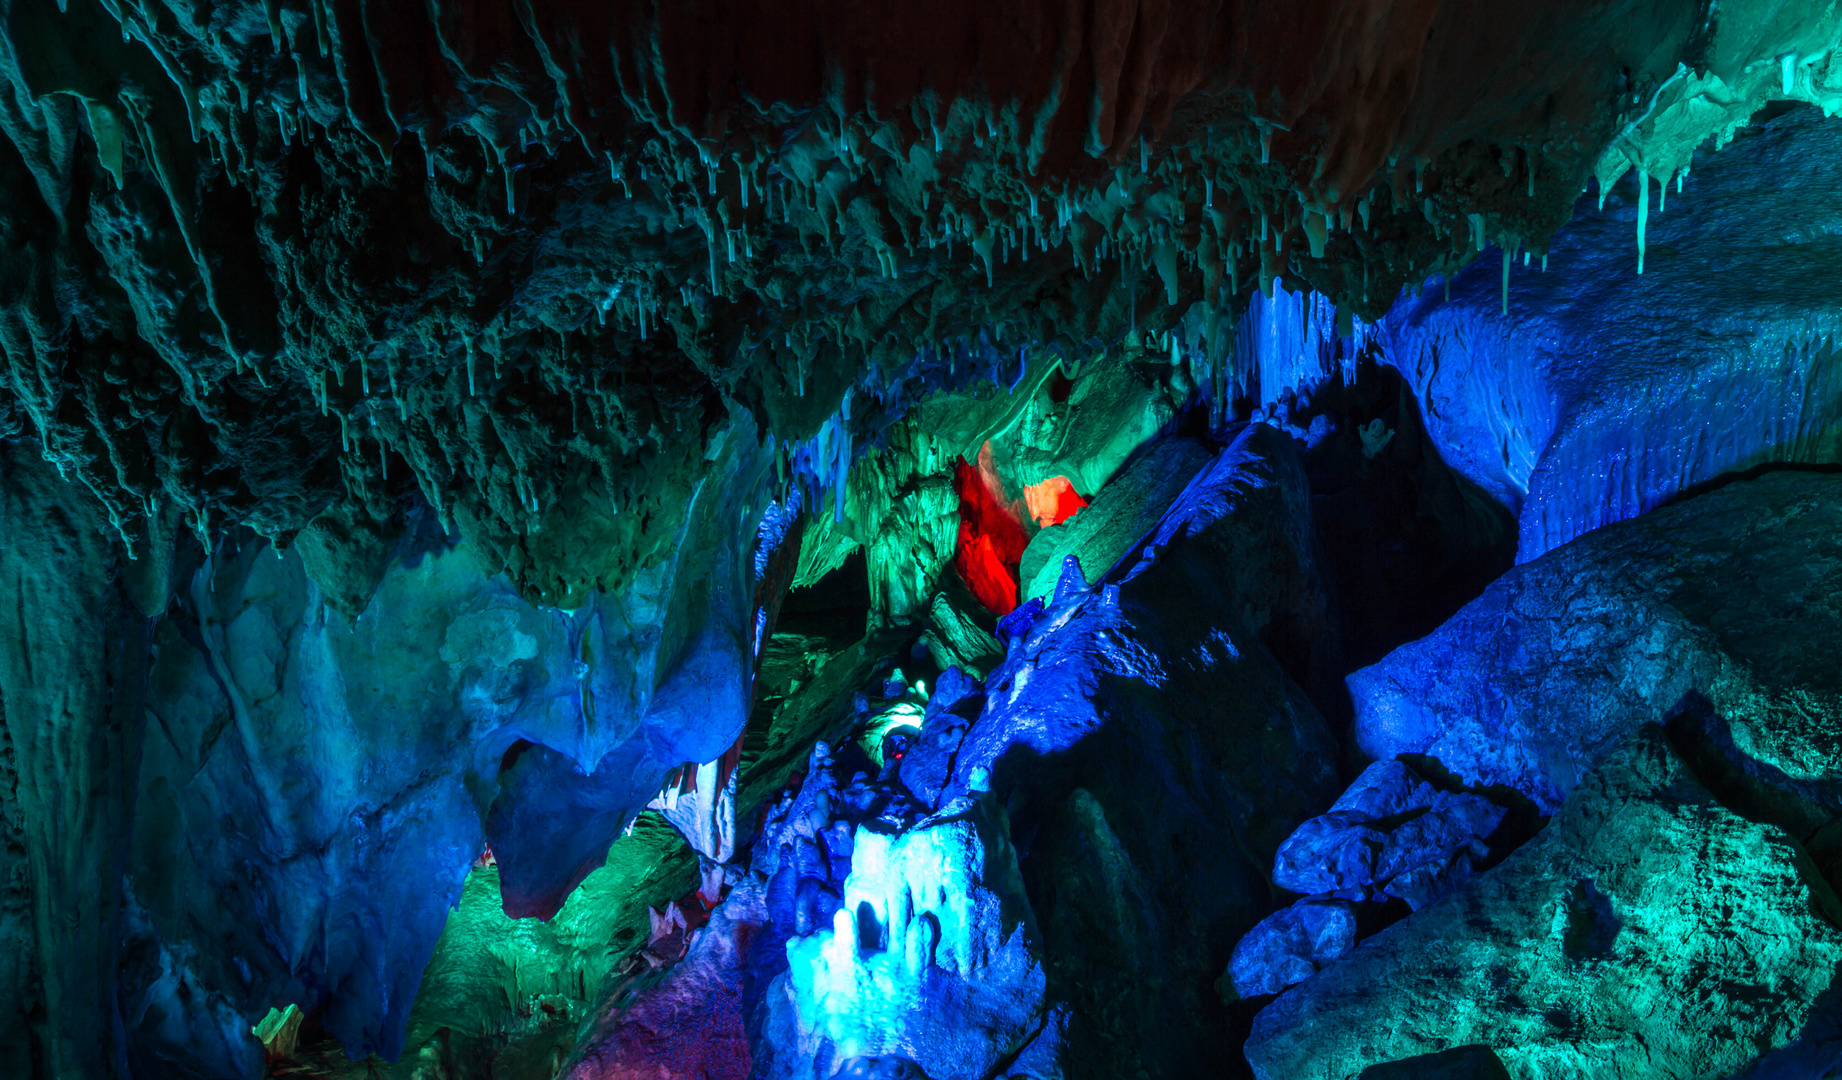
283;815;697;1076
251;1003;302;1058
861;702;926;767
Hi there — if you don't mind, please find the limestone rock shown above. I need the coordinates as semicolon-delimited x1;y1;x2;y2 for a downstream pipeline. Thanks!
1224;899;1357;999
931;423;1340;1075
1017;435;1215;604
1352;471;1842;813
1245;725;1842;1080
1377;108;1842;562
1272;760;1506;906
773;804;1052;1080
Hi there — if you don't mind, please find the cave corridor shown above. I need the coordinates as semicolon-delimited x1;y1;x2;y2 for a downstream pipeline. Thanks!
4;0;1842;1077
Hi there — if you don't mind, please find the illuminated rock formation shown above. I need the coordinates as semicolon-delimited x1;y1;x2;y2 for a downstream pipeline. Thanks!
7;0;1842;1077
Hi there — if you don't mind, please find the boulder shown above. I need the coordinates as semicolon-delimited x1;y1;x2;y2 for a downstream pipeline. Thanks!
1351;471;1842;814
1272;760;1506;906
1245;725;1842;1080
1223;900;1357;999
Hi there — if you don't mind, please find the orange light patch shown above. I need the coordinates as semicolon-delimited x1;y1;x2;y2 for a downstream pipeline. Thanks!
1024;476;1089;528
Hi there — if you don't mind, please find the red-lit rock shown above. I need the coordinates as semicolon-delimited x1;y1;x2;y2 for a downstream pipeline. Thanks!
952;455;1031;615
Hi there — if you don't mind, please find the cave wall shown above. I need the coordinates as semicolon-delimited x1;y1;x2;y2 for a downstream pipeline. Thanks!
0;438;146;1079
6;0;1842;1077
1378;103;1842;562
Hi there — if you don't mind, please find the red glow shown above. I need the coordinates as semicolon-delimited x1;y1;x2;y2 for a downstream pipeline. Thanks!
1024;475;1088;527
953;452;1029;615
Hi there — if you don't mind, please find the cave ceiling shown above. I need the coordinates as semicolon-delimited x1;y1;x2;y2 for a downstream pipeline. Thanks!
1;0;1831;603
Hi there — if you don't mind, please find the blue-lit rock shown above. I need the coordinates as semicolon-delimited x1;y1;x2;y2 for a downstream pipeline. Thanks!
1351;470;1842;813
1271;760;1505;905
1227;760;1505;1000
121;424;776;1063
942;423;1337;819
1244;724;1842;1079
775;801;1054;1080
1224;899;1357;999
898;667;984;810
914;422;1340;1073
1377;105;1842;562
592;422;1340;1077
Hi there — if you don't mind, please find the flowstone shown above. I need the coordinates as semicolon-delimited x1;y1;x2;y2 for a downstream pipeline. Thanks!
1377;107;1842;562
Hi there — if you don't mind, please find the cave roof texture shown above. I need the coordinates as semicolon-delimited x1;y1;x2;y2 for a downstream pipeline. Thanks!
1;0;1830;604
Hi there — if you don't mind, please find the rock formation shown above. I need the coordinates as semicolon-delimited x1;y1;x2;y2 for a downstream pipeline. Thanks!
7;0;1842;1077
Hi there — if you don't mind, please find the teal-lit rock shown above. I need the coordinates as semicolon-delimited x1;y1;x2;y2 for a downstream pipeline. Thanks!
1245;724;1842;1079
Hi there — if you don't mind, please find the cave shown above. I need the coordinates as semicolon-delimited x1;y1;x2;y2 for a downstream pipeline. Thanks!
3;0;1842;1077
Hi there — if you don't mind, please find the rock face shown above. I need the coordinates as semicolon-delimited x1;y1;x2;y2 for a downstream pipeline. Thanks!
0;423;778;1071
570;422;1340;1079
8;3;1842;1077
1245;724;1842;1080
127;426;773;1061
1377;106;1842;562
1016;434;1215;604
1352;470;1842;814
917;422;1341;1076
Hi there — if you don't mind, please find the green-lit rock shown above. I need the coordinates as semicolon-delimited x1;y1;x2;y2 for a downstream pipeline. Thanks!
1245;724;1842;1079
1017;435;1214;603
281;816;697;1078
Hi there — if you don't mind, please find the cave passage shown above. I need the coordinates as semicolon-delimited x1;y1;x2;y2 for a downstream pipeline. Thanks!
5;1;1842;1078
